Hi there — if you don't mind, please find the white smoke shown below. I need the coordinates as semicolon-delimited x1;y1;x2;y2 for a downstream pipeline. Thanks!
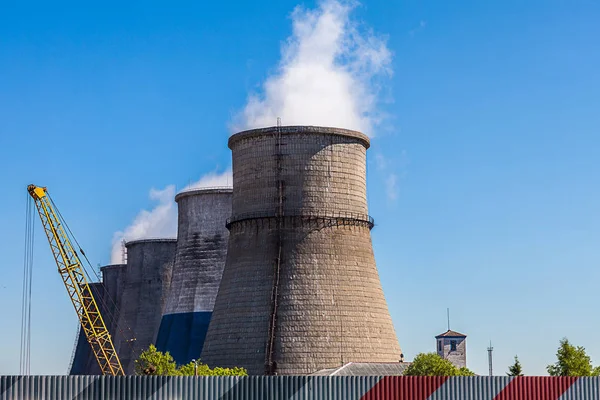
109;186;177;264
110;169;232;264
234;0;392;136
181;167;232;191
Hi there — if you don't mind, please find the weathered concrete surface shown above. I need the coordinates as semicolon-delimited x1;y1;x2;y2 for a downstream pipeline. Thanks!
113;239;176;374
155;189;232;365
201;126;401;375
100;264;127;335
227;126;370;218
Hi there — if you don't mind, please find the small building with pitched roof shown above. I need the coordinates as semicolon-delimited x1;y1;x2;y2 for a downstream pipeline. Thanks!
436;329;467;368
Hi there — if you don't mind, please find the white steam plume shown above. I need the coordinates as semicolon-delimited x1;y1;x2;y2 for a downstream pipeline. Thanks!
181;167;232;191
234;0;392;136
109;186;177;264
110;169;232;264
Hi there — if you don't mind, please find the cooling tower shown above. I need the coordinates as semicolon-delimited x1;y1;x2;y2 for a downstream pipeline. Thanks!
100;264;127;335
155;188;232;365
113;239;176;374
201;126;401;375
68;282;104;375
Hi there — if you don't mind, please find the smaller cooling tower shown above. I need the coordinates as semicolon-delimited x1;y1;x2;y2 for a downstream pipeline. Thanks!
100;264;127;334
69;283;104;375
156;188;232;365
113;239;176;374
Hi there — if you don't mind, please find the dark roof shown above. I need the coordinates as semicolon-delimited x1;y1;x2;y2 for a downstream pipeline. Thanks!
310;362;411;376
435;329;467;338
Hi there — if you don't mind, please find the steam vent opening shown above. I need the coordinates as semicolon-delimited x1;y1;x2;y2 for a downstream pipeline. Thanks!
200;126;401;375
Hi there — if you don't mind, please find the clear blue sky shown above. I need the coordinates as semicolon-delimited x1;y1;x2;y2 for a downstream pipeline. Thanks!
1;0;599;376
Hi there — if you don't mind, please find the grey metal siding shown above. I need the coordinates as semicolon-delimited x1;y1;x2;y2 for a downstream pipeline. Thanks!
3;376;600;400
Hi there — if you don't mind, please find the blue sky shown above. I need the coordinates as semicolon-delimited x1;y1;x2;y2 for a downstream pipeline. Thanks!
1;0;599;376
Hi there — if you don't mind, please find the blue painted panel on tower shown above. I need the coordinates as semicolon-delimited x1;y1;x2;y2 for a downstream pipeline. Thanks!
155;311;212;365
70;328;93;375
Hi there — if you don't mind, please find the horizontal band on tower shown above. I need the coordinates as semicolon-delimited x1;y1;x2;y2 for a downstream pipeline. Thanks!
174;187;233;203
225;211;375;230
229;125;370;149
124;238;178;247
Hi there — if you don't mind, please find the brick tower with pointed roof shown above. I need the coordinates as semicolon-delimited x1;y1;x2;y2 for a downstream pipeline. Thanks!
436;330;467;368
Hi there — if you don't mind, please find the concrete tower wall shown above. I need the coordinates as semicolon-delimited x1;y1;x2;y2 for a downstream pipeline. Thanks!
155;189;232;365
201;126;401;375
230;126;369;217
114;239;176;374
100;264;127;335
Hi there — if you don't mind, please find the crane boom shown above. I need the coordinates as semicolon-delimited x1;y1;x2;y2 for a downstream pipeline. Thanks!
27;184;124;376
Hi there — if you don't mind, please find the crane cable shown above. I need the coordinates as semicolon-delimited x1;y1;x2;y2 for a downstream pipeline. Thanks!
48;194;135;351
20;195;34;375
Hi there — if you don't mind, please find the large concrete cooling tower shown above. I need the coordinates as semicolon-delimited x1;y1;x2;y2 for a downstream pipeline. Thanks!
113;239;176;374
155;188;232;365
201;126;401;375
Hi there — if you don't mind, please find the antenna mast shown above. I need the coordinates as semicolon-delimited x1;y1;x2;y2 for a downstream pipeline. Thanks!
487;341;494;376
447;308;450;331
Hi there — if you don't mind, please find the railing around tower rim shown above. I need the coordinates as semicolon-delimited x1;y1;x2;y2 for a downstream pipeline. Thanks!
225;211;375;230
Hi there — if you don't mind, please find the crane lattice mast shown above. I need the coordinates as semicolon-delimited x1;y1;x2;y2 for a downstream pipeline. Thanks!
27;184;124;376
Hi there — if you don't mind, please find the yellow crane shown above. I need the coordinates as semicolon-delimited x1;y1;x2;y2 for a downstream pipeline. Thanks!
27;184;124;376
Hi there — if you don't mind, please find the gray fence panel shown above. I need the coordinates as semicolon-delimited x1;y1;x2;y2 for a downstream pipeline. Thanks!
3;376;600;400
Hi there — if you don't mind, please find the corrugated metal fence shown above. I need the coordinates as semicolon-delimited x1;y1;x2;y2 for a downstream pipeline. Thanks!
2;376;600;400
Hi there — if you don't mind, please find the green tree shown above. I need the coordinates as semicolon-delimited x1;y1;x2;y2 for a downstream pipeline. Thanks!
209;366;248;376
176;361;247;376
507;356;524;376
404;353;475;376
135;344;178;376
547;338;600;376
457;367;476;376
135;345;247;376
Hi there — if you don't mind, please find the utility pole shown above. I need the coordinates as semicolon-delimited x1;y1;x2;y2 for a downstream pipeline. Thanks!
191;359;198;376
487;342;494;376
